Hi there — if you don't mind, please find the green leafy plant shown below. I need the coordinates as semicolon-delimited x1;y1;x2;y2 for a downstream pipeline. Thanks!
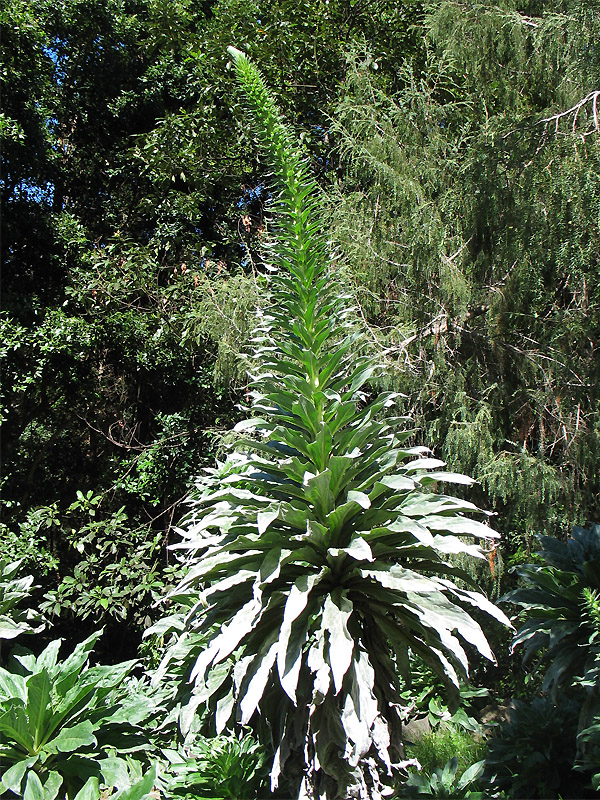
483;696;578;798
18;764;160;800
0;560;44;648
493;525;600;797
399;756;486;798
159;48;510;798
39;504;168;628
397;652;488;748
574;587;600;791
506;525;600;699
0;631;155;798
406;723;486;778
0;504;59;578
160;732;266;799
577;719;600;792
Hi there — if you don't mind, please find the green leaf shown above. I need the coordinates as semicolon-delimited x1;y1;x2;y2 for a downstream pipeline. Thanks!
233;417;270;433
407;590;495;663
325;500;365;540
457;759;485;790
1;756;39;794
0;668;27;702
346;490;371;509
329;537;373;564
325;401;358;435
447;584;513;629
327;455;358;495
23;771;45;800
403;457;446;473
441;756;459;786
32;640;62;676
322;592;354;694
0;699;35;752
360;565;441;594
417;471;475;486
345;363;379;395
426;516;498;540
100;756;135;790
291;397;321;435
0;618;34;639
257;507;280;535
191;596;261;685
303;470;335;518
278;571;326;701
25;670;52;750
306;424;333;472
378;475;416;492
72;777;100;800
344;651;380;764
307;626;331;702
50;659;135;741
239;636;278;724
45;720;96;753
258;546;285;585
197;569;258;602
42;771;62;800
112;765;157;800
215;688;235;734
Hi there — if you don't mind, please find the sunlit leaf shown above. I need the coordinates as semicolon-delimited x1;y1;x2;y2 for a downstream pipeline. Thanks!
278;571;326;701
322;592;354;694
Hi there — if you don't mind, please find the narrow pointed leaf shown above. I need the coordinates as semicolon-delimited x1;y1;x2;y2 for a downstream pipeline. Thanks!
240;637;278;724
322;592;354;694
278;571;325;701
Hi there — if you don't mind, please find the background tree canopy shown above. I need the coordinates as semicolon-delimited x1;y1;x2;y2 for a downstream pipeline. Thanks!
1;0;598;661
328;0;600;575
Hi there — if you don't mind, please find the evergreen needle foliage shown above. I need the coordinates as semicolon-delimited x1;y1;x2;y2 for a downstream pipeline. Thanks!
328;0;600;552
161;48;510;799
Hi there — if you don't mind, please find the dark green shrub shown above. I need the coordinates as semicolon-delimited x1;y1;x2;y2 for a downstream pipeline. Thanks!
399;756;486;798
502;524;600;794
484;696;578;798
507;525;600;700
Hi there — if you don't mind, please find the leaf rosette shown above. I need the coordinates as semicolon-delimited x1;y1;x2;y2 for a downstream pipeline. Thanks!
160;48;510;799
0;632;157;799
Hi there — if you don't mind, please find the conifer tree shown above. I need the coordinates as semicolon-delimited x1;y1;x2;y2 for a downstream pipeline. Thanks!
328;0;600;562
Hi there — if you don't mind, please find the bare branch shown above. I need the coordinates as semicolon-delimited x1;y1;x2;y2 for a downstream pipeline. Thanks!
539;91;600;137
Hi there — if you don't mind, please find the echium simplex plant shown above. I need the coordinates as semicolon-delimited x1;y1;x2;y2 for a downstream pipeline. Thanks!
506;525;600;700
506;524;600;774
0;560;44;647
160;47;511;800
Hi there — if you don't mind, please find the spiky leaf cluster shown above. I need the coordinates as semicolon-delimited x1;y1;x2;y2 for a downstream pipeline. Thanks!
162;48;509;799
507;524;600;697
0;560;44;644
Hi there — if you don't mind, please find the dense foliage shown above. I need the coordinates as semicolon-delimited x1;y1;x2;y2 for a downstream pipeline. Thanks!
2;0;600;798
488;524;600;797
3;0;599;641
328;0;600;569
1;0;420;654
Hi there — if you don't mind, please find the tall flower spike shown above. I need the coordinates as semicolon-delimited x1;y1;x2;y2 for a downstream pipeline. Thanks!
162;48;511;799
